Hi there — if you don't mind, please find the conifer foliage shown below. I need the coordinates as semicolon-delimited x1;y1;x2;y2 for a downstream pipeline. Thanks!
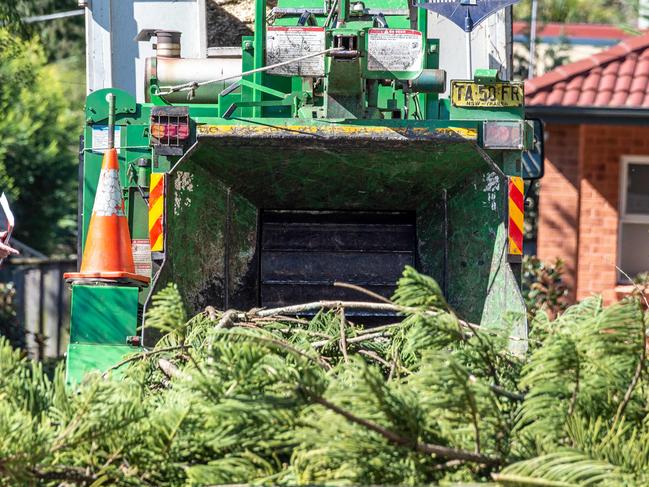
1;267;648;485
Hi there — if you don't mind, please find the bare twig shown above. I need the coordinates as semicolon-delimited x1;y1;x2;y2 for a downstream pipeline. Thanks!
216;309;238;330
204;306;218;322
489;384;525;402
618;265;649;309
464;375;482;454
311;330;391;349
615;266;648;423
254;315;311;325
358;349;392;368
275;328;332;340
338;308;349;364
388;354;397;381
254;300;400;317
334;281;393;304
158;358;190;381
102;345;187;377
224;330;332;371
306;391;500;466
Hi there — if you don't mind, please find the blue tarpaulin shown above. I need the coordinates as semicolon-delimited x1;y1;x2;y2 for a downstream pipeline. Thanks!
417;0;521;32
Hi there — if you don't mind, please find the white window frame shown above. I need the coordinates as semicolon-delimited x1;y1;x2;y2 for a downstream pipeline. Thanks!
618;156;649;282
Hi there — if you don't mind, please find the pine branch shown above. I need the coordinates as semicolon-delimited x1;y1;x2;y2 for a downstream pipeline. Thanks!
614;266;648;424
492;473;573;486
568;362;579;417
222;329;332;370
304;389;501;466
490;383;525;402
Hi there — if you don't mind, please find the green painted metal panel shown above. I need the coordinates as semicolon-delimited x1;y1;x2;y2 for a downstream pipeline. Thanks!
70;285;139;345
66;343;140;385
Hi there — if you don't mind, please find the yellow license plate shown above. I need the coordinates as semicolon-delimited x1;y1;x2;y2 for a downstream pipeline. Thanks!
451;81;524;108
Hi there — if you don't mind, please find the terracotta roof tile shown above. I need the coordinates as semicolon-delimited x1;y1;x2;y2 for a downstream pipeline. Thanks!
526;32;649;109
513;21;632;41
530;91;548;105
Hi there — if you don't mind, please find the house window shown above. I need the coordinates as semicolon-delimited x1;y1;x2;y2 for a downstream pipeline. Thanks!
619;157;649;281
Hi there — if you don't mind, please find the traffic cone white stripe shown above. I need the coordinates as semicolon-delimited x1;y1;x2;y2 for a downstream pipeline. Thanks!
94;169;125;217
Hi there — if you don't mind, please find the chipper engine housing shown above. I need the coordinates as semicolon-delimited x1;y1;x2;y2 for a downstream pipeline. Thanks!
66;0;540;383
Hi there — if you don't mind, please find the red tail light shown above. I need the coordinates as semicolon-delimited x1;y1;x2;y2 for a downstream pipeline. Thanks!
150;122;189;140
150;106;190;156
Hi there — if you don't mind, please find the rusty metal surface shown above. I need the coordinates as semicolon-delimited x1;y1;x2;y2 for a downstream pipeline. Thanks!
196;123;477;142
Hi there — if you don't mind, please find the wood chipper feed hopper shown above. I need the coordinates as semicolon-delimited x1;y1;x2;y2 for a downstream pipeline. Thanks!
66;0;542;383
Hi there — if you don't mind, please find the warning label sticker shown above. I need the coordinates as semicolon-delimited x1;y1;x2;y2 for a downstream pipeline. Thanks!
266;27;326;77
367;29;423;72
132;239;152;279
91;126;122;154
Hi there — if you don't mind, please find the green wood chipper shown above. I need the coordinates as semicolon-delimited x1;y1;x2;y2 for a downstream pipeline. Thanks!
66;0;543;383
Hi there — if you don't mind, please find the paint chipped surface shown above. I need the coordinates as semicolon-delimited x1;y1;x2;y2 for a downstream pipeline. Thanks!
174;171;194;215
483;172;500;211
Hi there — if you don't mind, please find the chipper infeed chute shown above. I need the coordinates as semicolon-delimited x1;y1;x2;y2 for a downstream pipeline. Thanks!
158;123;516;328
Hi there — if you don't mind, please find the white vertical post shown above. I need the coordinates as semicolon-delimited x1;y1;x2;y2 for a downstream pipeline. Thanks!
640;0;649;28
466;31;473;78
528;0;538;79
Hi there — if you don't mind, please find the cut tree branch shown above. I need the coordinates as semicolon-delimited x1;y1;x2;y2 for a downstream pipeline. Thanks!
306;390;501;466
311;330;391;349
254;300;400;317
333;281;393;304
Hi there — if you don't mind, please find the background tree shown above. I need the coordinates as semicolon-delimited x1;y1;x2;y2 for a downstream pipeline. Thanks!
0;1;83;254
512;0;639;79
514;0;637;24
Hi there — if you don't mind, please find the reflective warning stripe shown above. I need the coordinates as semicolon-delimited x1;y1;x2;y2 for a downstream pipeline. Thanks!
508;176;524;256
94;169;125;217
149;173;165;252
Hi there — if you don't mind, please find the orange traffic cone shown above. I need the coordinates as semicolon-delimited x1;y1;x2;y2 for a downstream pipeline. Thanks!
65;148;150;285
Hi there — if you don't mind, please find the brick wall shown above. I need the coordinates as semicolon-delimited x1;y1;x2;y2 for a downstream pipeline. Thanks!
578;125;649;301
537;123;581;300
538;123;649;303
